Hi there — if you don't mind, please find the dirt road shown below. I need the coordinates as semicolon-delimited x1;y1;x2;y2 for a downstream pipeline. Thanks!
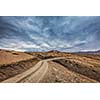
2;57;65;83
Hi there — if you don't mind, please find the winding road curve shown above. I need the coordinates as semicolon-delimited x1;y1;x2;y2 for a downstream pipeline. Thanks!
2;57;65;83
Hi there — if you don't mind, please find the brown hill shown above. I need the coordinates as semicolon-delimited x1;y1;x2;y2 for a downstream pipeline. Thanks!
0;49;100;83
30;51;100;82
0;49;33;65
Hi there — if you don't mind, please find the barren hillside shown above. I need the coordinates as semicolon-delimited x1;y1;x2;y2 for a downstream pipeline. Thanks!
0;49;33;65
0;49;100;83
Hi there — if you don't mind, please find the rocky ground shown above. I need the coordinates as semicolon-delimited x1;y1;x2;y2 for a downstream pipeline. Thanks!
40;61;97;83
0;49;100;83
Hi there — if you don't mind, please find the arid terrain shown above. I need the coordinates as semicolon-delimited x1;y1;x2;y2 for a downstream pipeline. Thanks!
0;49;100;83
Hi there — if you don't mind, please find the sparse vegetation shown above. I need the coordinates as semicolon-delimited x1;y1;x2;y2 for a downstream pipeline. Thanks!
12;52;19;55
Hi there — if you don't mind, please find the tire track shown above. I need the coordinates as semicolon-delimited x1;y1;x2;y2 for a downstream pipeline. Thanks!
2;61;43;83
20;61;48;83
1;57;65;83
17;62;44;83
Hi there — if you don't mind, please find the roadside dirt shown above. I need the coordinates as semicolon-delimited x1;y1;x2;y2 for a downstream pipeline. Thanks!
40;61;97;83
54;58;100;82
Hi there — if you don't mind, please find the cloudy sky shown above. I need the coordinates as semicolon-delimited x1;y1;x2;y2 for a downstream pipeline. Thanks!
0;16;100;52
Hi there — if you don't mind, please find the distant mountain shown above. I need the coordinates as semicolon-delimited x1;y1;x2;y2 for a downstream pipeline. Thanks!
77;50;100;54
47;50;61;53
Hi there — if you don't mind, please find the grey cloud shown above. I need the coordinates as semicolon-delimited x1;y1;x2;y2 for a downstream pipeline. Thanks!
0;16;100;52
